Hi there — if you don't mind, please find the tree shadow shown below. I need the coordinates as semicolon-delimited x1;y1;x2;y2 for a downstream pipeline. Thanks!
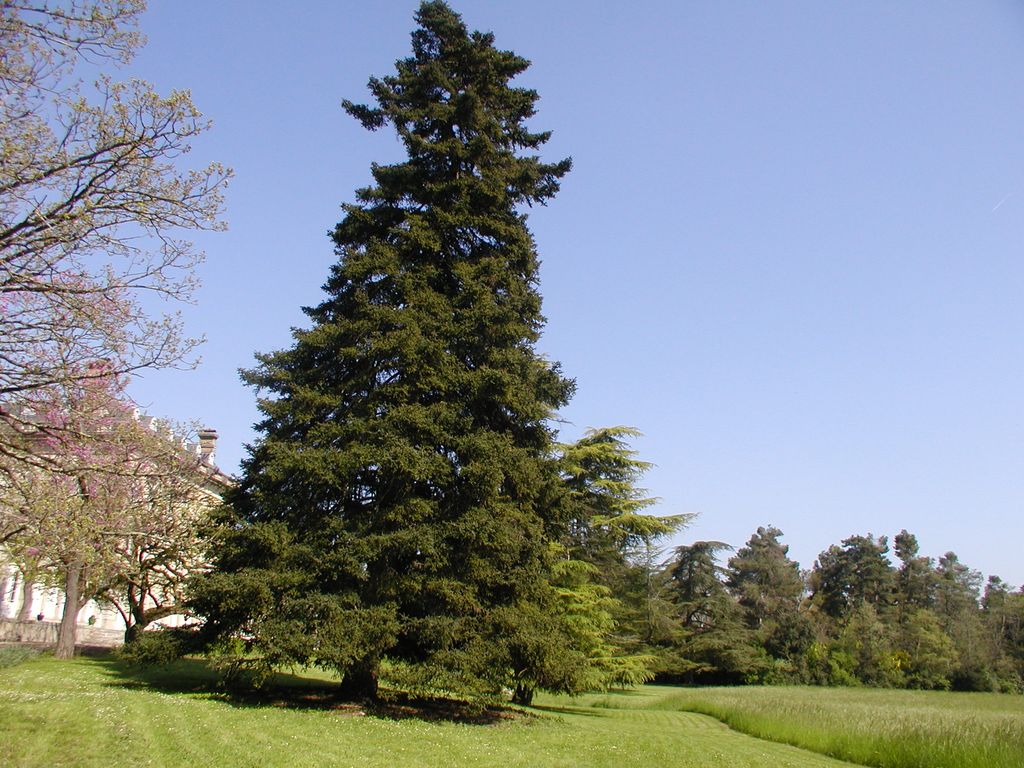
529;703;608;718
95;656;524;725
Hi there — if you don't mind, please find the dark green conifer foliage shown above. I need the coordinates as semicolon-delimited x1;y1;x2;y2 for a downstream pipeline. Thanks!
893;529;937;614
809;533;895;621
726;526;812;661
559;427;688;565
660;541;766;684
933;551;989;689
193;1;574;699
727;526;805;627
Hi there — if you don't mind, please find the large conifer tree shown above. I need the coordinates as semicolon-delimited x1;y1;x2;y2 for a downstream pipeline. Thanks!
191;1;574;699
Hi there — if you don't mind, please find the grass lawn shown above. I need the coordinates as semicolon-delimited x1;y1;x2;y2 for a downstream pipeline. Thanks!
0;656;850;768
5;656;1021;768
628;685;1024;768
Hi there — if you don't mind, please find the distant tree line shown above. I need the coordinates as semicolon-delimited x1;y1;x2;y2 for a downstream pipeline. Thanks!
600;522;1024;693
489;425;1023;695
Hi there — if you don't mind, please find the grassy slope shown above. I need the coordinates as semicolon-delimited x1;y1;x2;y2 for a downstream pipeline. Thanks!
632;685;1024;768
0;657;849;768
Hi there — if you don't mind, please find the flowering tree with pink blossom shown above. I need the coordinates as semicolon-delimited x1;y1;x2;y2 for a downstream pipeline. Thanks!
102;450;221;645
1;363;219;656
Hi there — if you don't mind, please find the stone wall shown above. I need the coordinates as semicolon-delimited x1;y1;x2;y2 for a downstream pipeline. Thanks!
0;619;123;647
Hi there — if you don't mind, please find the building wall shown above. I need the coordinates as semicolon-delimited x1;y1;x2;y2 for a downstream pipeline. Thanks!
1;564;123;630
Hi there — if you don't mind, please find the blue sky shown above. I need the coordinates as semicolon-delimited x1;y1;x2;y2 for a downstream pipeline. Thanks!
126;1;1024;585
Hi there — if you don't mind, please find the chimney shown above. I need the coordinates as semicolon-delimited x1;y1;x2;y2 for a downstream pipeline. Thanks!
197;428;218;465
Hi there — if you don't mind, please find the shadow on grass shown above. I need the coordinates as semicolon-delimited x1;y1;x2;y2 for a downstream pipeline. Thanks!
95;656;524;725
530;703;608;718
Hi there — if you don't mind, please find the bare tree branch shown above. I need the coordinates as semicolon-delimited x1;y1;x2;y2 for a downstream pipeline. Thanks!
0;1;231;459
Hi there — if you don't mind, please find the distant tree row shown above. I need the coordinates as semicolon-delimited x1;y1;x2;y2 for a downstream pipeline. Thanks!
507;425;1023;694
600;524;1024;692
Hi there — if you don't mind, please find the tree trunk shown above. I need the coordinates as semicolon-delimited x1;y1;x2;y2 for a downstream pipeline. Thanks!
124;603;179;644
16;576;33;622
339;657;379;701
55;562;83;659
124;589;146;644
511;682;535;706
124;622;143;644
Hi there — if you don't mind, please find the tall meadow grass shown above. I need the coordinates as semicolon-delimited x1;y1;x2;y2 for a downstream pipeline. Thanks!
646;685;1024;768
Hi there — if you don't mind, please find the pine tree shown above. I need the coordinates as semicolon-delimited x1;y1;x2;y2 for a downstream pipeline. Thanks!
661;541;766;684
190;1;574;700
546;427;688;691
933;551;989;689
559;427;687;566
726;526;812;663
893;529;937;614
809;533;895;622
